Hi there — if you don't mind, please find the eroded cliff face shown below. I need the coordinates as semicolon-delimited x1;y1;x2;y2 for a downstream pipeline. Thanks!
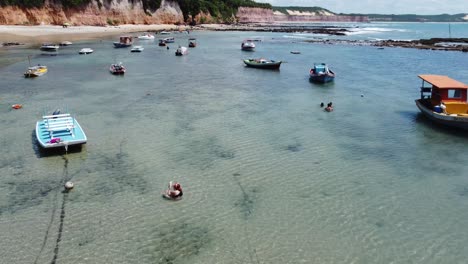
236;7;369;23
0;0;184;25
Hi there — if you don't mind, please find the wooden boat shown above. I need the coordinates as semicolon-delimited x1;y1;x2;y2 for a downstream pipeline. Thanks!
188;38;197;48
243;58;282;70
79;48;93;54
415;74;468;130
309;63;335;83
241;40;255;51
138;33;154;40
175;46;188;56
158;39;166;46
40;43;59;51
110;63;126;75
290;51;301;54
130;46;144;52
113;36;133;48
36;112;87;150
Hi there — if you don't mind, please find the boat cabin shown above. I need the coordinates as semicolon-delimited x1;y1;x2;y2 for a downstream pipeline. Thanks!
118;36;133;44
419;74;468;114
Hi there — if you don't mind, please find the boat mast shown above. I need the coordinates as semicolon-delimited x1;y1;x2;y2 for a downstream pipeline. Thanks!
28;55;31;67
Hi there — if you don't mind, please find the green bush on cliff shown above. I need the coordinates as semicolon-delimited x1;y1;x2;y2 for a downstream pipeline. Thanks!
176;0;271;23
0;0;44;8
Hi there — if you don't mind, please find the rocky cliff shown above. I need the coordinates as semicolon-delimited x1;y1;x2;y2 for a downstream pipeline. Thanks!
0;0;184;25
236;7;368;23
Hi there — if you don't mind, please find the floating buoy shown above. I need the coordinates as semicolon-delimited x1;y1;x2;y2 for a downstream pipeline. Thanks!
361;94;364;97
64;181;74;191
12;104;22;109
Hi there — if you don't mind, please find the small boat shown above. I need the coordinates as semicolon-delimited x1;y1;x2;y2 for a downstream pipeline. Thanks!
415;74;468;130
162;181;183;200
175;46;188;56
113;36;133;48
163;37;175;43
188;38;197;48
138;33;154;40
36;112;87;150
241;40;255;51
160;31;171;35
158;39;166;46
59;41;72;46
110;62;126;75
130;46;144;52
24;65;48;78
290;51;301;54
309;63;335;83
40;43;59;51
12;104;22;109
79;48;93;54
243;58;282;70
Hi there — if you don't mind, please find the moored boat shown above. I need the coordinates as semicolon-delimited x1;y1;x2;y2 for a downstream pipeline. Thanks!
130;46;144;52
158;39;166;46
163;37;175;43
138;33;154;40
35;112;87;150
110;63;126;75
188;38;197;48
415;74;468;130
160;31;171;35
24;65;47;77
113;36;133;48
79;48;93;54
241;40;255;51
59;41;73;46
40;43;59;51
309;63;335;83
175;46;188;56
243;58;282;70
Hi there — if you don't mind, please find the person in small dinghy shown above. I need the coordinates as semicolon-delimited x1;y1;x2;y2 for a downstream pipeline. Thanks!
165;181;183;199
48;138;61;144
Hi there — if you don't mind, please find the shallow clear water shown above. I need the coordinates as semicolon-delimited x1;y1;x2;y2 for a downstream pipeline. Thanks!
1;26;468;263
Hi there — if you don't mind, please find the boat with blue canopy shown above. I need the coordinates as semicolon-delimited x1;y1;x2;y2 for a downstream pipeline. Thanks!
309;63;335;83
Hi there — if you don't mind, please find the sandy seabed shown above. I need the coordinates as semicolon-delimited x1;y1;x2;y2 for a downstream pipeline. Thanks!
0;24;193;44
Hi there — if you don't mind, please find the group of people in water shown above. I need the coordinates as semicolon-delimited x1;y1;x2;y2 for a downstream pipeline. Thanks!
320;101;334;112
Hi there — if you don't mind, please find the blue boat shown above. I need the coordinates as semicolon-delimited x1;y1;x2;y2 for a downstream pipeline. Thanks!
309;63;335;83
35;112;87;150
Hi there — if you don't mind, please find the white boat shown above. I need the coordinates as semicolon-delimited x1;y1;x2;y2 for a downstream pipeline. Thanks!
163;37;175;43
60;41;73;46
160;31;171;35
138;33;155;40
130;46;144;52
35;112;87;150
40;43;59;51
175;46;188;56
79;48;93;54
241;40;255;51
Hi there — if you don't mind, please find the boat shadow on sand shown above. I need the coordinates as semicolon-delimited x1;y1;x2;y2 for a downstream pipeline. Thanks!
31;130;84;158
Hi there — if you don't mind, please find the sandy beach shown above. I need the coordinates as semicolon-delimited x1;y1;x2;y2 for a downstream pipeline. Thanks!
0;24;192;44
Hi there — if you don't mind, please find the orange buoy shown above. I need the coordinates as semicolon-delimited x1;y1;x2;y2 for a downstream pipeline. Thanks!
12;104;22;109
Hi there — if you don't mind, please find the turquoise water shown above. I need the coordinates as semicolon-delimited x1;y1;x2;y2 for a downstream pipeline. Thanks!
1;23;468;263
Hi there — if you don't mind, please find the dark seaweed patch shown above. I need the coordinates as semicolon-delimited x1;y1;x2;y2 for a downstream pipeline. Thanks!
1;178;59;215
286;142;303;152
143;222;211;263
232;174;258;220
455;186;468;197
87;140;149;198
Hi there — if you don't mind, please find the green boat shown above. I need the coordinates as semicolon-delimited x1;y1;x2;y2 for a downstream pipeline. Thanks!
243;58;282;70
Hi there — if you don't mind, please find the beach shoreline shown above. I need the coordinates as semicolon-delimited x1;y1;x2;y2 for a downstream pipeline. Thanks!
0;24;192;44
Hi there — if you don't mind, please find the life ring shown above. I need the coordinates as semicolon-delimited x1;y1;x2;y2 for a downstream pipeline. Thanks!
12;104;22;109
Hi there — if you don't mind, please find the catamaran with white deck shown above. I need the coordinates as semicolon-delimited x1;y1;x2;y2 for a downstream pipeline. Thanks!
35;112;87;150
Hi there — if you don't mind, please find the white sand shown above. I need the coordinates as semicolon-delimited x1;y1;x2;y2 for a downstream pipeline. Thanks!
0;24;191;43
